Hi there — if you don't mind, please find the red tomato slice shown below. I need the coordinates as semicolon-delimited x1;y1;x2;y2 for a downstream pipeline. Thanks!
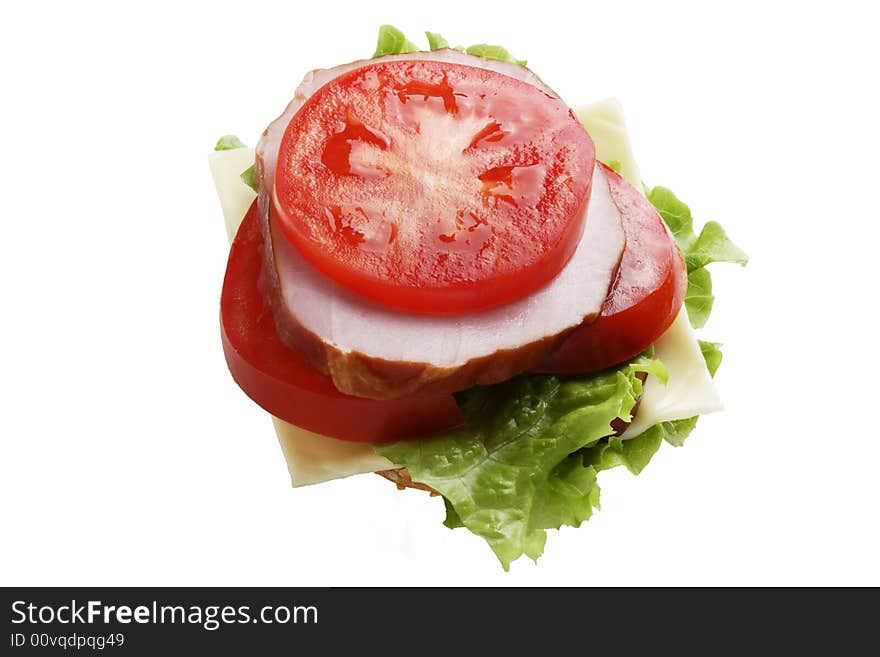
535;164;687;374
220;202;464;442
274;59;595;315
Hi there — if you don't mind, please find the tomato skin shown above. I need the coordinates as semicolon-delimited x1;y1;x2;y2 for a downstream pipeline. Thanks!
535;164;687;374
220;202;464;442
274;59;595;315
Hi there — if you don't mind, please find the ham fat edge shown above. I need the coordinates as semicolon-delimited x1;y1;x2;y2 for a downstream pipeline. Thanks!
256;50;626;400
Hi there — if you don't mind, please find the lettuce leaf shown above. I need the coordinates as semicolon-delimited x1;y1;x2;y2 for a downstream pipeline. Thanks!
213;134;257;192
698;340;723;377
240;164;257;193
646;187;747;328
378;178;743;569
373;25;419;57
581;429;664;476
214;134;247;151
465;44;527;66
372;25;525;66
685;221;749;271
378;355;661;570
684;266;714;329
655;417;700;447
425;31;449;51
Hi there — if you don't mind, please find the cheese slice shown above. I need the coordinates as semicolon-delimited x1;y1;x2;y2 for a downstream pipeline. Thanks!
210;98;721;487
273;418;394;486
211;145;393;486
620;308;722;439
209;147;257;241
575;99;642;187
579;101;722;436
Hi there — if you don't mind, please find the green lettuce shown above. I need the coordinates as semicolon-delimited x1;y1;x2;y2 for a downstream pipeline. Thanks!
213;134;258;193
240;164;257;193
646;187;748;328
214;134;247;151
374;25;419;57
378;183;743;568
465;44;527;66
582;427;665;476
372;26;526;66
378;355;665;570
425;31;449;51
699;340;723;378
683;267;714;330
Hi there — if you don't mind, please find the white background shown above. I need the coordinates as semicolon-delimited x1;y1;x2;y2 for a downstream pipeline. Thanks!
2;0;878;586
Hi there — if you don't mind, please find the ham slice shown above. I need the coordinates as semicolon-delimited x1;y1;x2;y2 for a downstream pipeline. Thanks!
256;51;626;399
265;165;624;399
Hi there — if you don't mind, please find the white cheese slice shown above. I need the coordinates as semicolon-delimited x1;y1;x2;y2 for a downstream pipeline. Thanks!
210;98;721;487
209;147;257;242
211;146;393;487
575;99;642;187
273;418;394;487
621;308;723;438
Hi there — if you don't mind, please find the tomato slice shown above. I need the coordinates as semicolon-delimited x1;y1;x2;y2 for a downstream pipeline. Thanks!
220;202;464;442
274;59;595;315
535;164;687;374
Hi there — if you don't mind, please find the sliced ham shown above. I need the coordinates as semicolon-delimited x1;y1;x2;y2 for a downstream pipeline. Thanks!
255;51;625;400
265;165;624;399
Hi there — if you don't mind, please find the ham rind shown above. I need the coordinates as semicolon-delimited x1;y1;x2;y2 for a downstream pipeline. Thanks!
256;51;625;400
267;165;624;399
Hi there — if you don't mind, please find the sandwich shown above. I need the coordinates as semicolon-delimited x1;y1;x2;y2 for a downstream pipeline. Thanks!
210;26;747;569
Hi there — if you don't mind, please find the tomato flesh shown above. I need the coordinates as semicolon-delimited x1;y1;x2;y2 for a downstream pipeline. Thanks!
535;164;687;374
274;59;595;315
220;202;464;442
